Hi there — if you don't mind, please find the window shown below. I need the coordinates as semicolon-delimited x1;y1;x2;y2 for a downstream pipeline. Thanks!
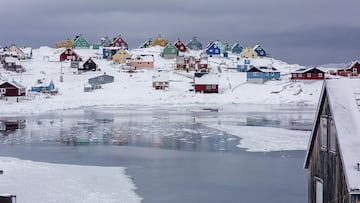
244;59;250;64
215;49;219;54
212;85;217;89
298;73;302;78
271;72;275;76
307;73;311;78
316;178;323;203
330;117;336;152
0;88;6;94
321;115;328;149
353;68;358;73
206;85;211;90
318;73;323;78
253;72;258;76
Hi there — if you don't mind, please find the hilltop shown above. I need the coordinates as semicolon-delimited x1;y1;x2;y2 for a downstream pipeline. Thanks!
0;46;323;115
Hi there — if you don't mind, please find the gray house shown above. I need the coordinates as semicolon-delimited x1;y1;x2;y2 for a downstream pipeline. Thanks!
88;73;114;87
304;78;360;203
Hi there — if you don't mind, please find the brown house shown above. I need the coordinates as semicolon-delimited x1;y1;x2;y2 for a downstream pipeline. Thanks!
304;78;360;203
0;81;26;101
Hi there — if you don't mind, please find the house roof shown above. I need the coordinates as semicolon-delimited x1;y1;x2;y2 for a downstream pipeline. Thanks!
1;81;26;89
248;66;278;73
304;78;360;192
4;57;21;65
131;55;154;61
293;67;324;74
194;73;219;84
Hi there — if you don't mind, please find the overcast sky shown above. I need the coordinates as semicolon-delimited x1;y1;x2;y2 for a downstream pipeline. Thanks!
1;0;359;66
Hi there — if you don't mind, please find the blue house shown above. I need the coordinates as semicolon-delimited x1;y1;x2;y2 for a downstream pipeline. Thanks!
237;59;252;72
246;67;280;83
253;44;267;57
102;47;120;60
205;42;221;56
187;36;203;50
231;42;243;54
31;80;56;93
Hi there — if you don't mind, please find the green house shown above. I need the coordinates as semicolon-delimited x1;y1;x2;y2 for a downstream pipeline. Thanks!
162;42;178;59
231;42;243;54
74;35;90;49
214;40;226;53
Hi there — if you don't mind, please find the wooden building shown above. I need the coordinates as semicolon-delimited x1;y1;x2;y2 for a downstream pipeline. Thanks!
112;49;130;64
4;57;25;72
8;45;26;60
291;67;325;80
246;66;280;84
128;55;154;68
304;78;360;203
139;38;153;49
88;73;114;87
100;36;111;47
152;35;168;47
253;44;267;57
110;35;128;49
60;48;82;62
194;73;219;93
337;61;360;77
79;58;97;73
205;42;221;57
55;39;74;49
175;56;208;72
162;42;179;59
74;35;90;49
0;81;26;101
231;42;243;54
152;73;169;90
174;39;187;52
186;36;203;50
241;47;258;58
237;58;252;72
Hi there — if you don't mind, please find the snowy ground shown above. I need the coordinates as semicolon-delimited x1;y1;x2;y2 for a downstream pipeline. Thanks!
0;156;142;203
0;46;323;115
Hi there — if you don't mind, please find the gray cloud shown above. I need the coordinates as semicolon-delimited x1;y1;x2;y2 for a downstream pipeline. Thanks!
1;0;360;65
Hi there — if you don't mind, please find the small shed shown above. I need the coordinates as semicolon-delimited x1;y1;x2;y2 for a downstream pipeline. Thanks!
60;48;82;62
0;81;26;101
231;42;243;54
4;57;25;72
253;44;267;57
187;36;203;50
174;39;187;52
74;35;90;49
80;58;98;73
152;73;169;90
128;55;154;68
110;35;128;48
246;66;280;84
291;67;325;80
88;73;114;87
162;42;179;59
194;73;219;93
112;49;130;64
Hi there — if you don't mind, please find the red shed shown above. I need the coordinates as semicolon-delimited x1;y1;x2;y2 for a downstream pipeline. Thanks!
174;39;187;52
110;35;128;48
337;60;360;77
0;81;26;99
60;48;81;62
194;73;219;93
291;67;325;80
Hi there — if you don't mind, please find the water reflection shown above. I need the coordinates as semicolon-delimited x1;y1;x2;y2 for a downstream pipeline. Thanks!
0;105;314;152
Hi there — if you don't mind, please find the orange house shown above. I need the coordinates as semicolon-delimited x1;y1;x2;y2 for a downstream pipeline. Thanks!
128;55;154;68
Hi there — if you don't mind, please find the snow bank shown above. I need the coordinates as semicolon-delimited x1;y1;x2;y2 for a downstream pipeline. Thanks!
0;157;142;203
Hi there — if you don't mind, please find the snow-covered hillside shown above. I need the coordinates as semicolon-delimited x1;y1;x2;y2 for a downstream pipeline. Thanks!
0;46;323;115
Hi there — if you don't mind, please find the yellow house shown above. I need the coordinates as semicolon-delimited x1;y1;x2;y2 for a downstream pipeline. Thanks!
55;39;74;48
152;35;168;47
240;47;258;58
112;49;130;64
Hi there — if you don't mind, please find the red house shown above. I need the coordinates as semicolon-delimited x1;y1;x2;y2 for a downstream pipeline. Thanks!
174;39;187;52
291;67;325;80
194;73;219;93
0;81;26;101
60;48;81;62
110;35;128;48
337;60;360;77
